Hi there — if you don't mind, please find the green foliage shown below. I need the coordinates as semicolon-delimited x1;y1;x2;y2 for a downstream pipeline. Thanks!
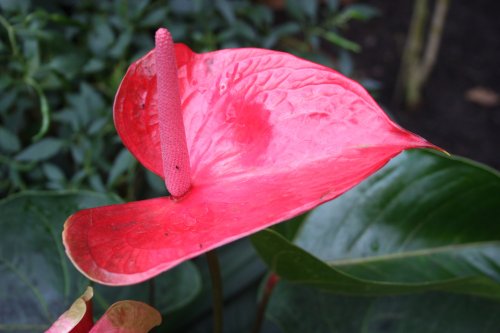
0;0;375;198
5;2;497;333
268;283;500;333
0;191;202;331
253;150;500;331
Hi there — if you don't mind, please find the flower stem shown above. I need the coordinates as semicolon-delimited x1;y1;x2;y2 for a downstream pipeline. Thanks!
206;250;223;333
252;274;280;333
149;277;156;308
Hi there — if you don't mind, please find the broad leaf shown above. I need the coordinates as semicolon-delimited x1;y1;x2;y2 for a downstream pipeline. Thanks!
252;150;500;297
94;261;201;315
0;191;117;331
267;282;500;333
65;42;436;285
0;191;201;332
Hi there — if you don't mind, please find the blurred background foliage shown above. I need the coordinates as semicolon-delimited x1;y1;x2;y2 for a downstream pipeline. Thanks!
0;0;378;199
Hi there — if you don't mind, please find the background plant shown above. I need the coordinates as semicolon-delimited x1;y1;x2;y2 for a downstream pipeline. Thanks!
0;0;374;198
1;1;499;333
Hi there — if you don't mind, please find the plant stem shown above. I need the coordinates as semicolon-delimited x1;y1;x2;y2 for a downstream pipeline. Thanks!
252;274;279;333
420;0;450;83
149;278;156;308
25;77;50;141
405;0;429;109
206;250;223;333
394;0;428;108
0;14;19;56
394;0;451;109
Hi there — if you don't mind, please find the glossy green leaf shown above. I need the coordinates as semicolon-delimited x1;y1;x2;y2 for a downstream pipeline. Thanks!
253;150;500;297
93;260;202;315
0;191;202;331
271;213;308;241
0;191;118;331
267;282;500;333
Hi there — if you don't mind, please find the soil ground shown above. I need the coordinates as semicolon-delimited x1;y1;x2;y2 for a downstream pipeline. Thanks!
348;0;500;170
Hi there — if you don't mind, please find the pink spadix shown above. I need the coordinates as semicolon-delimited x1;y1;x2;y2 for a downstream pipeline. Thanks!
155;28;191;197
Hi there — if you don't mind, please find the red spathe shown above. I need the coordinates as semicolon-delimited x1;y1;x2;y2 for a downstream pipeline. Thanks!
63;43;437;285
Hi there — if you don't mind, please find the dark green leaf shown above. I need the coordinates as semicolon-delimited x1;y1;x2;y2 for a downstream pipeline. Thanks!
0;191;203;330
268;282;500;333
87;19;115;55
107;148;134;187
169;0;198;15
66;83;105;129
0;0;29;13
93;261;202;315
271;213;308;241
322;30;361;52
15;138;63;162
0;126;21;153
89;174;105;192
42;163;65;182
0;191;119;330
145;169;167;195
82;58;105;74
109;30;132;58
88;117;108;135
325;0;340;11
139;8;167;28
245;4;273;27
47;53;86;79
286;0;318;22
335;4;381;26
0;87;18;115
253;151;500;297
215;0;236;24
263;22;301;49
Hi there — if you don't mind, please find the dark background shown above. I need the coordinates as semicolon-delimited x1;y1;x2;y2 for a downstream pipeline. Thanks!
349;0;500;169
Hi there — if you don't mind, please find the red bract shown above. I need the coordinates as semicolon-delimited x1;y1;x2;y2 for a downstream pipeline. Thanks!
46;287;93;333
63;30;438;286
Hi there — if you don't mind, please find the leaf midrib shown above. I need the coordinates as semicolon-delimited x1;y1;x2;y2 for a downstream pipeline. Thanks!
327;241;500;267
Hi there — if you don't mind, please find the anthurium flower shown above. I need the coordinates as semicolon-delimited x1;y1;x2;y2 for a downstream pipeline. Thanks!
46;287;161;333
63;28;438;286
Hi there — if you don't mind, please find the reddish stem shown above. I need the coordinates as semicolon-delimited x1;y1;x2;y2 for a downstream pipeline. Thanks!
252;274;280;333
155;28;191;197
